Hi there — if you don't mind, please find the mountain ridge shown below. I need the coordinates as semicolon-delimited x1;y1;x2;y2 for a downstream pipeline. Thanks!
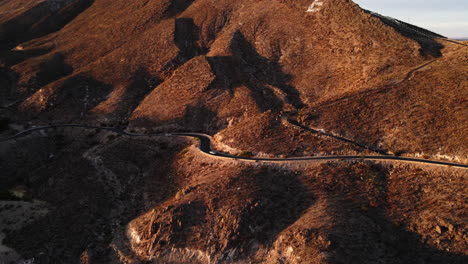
1;0;465;159
0;1;467;263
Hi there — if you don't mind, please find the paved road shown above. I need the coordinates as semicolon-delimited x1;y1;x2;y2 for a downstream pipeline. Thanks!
1;124;467;168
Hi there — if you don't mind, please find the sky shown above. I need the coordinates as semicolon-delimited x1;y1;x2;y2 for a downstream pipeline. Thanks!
353;0;468;39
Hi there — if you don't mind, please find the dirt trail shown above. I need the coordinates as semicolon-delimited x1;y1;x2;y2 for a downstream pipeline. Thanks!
437;38;468;47
311;58;439;109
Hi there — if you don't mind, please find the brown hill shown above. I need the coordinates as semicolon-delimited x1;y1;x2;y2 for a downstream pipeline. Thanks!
1;130;466;263
0;0;467;263
2;0;464;159
299;42;467;161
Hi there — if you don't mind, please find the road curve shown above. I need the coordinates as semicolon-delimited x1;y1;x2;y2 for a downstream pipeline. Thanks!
1;124;467;169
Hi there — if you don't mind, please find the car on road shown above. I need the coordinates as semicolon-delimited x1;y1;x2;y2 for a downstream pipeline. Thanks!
209;151;216;155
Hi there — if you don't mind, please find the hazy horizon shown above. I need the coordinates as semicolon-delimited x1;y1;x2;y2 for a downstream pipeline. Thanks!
354;0;468;39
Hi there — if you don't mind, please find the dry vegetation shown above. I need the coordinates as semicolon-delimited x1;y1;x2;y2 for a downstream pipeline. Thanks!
1;0;464;157
0;0;467;263
299;42;468;162
1;130;466;263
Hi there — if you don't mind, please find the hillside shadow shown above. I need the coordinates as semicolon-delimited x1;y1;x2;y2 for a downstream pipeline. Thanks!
20;74;114;121
367;11;444;58
175;18;207;57
112;68;162;120
0;65;19;106
208;30;304;112
161;17;207;73
0;46;53;67
222;167;315;261
0;0;95;47
129;102;218;133
55;75;112;118
30;0;95;40
3;131;185;263
321;162;467;264
181;103;218;132
1;52;73;110
164;0;195;18
30;52;73;90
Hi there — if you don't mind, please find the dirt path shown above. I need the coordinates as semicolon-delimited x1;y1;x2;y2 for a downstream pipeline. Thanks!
285;118;388;155
437;38;468;47
310;58;438;109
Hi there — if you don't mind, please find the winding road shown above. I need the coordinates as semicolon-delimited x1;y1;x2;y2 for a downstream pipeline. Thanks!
1;124;467;169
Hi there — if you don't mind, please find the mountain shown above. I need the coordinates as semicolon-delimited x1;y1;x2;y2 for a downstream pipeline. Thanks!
0;0;467;263
1;0;466;159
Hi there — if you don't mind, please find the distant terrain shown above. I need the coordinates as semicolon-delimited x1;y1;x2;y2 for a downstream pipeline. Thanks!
0;0;467;263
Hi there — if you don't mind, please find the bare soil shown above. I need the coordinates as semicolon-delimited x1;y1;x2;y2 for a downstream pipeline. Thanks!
0;0;466;263
0;128;466;263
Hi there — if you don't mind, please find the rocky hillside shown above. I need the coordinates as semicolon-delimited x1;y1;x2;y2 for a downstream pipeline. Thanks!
1;0;465;159
0;0;467;263
1;128;466;263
